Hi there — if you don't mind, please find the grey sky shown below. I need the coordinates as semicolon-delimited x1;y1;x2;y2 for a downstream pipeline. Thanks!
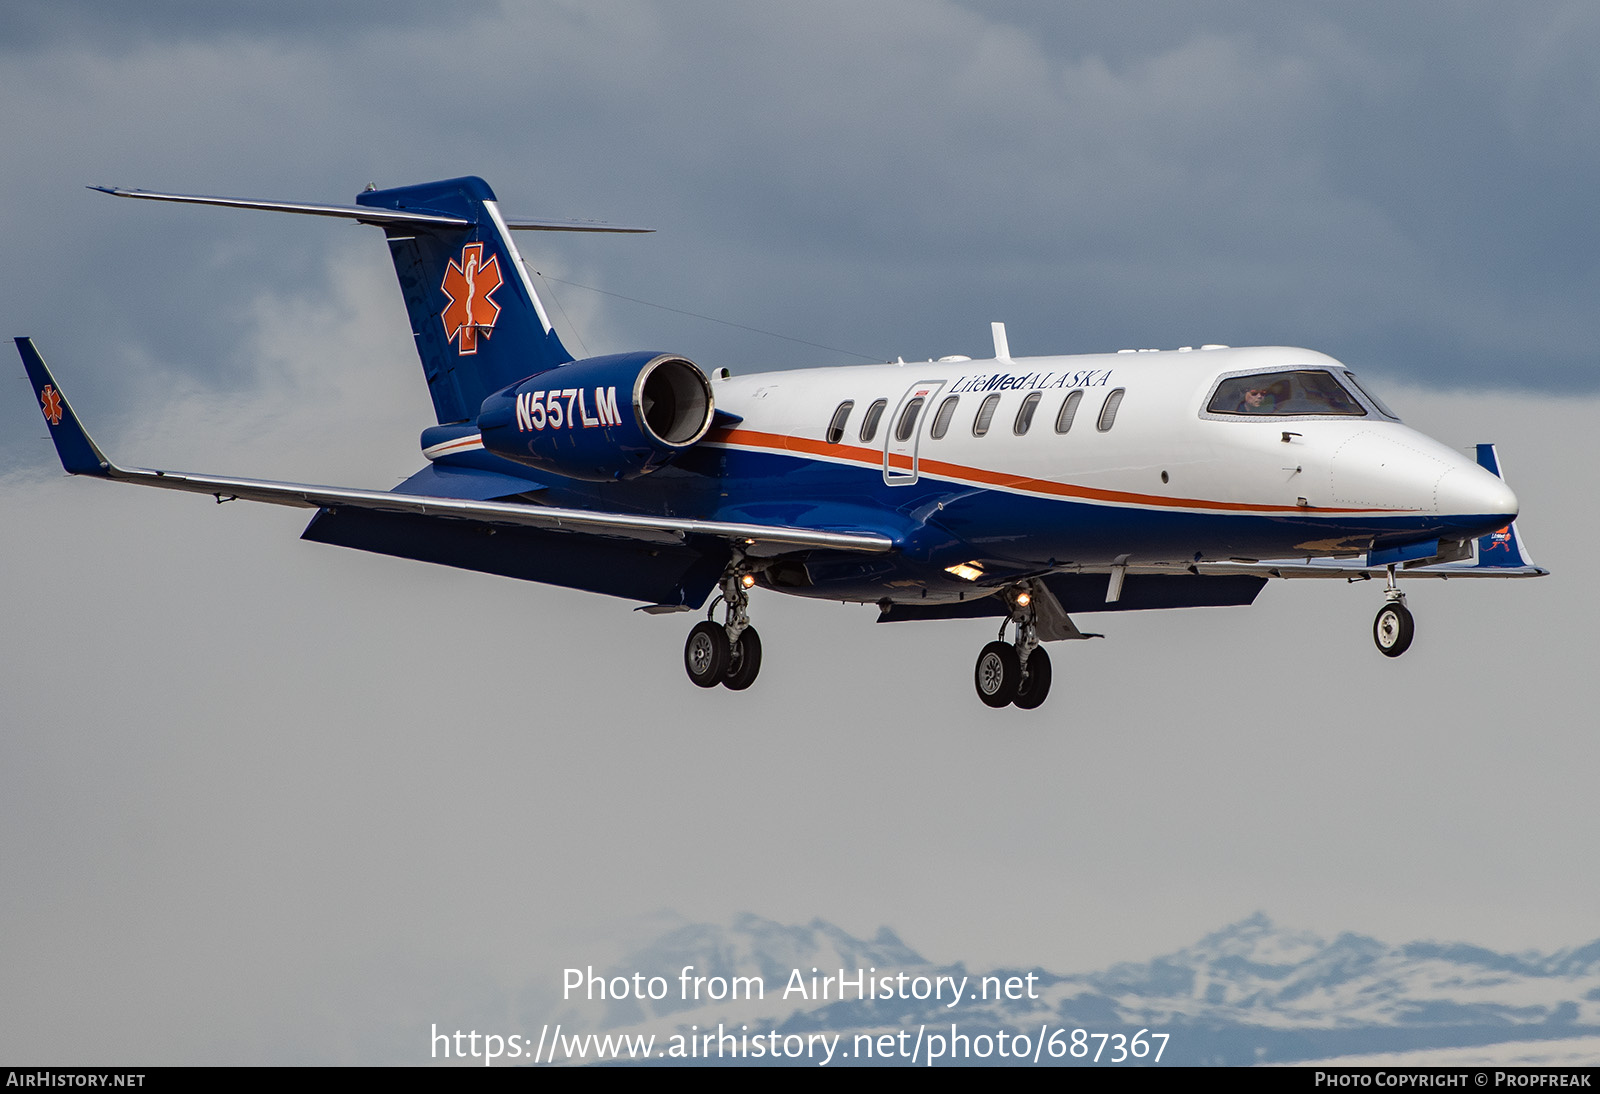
2;1;1596;1064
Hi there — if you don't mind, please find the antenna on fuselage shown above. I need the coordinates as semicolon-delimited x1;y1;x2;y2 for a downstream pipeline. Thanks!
991;322;1011;362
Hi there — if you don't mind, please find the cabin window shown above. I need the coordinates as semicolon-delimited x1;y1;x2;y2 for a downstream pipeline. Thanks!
1013;392;1042;435
1097;388;1125;432
895;397;925;442
930;395;959;439
826;401;854;443
859;398;887;442
1055;389;1082;433
973;393;1001;436
1206;370;1366;417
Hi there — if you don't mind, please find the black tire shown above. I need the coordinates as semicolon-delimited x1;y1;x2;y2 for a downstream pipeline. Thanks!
974;641;1022;708
685;620;730;687
1373;602;1414;657
723;626;763;691
1013;646;1053;709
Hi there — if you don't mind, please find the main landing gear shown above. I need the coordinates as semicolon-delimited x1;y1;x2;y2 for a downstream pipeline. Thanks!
974;585;1053;709
684;560;763;691
1372;566;1414;657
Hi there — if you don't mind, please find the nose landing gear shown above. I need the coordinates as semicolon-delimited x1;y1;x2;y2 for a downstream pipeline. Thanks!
1372;566;1415;657
684;558;764;690
973;584;1054;709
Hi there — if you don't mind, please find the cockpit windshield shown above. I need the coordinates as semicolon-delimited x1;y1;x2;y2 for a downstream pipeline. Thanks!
1340;371;1401;420
1207;370;1366;417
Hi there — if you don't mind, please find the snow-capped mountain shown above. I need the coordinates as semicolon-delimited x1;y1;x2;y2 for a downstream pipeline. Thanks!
564;912;1600;1065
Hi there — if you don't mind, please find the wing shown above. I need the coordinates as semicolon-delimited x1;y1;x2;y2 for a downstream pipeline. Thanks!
16;338;893;560
1196;551;1547;581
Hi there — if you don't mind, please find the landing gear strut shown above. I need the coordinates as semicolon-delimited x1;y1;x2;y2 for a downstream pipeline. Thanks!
684;557;764;690
1372;566;1414;658
974;584;1053;709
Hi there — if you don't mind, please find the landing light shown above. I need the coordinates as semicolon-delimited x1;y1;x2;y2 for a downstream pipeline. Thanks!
740;573;756;589
1014;591;1031;607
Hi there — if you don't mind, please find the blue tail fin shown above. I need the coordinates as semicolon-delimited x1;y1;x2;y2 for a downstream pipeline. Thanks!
357;177;573;424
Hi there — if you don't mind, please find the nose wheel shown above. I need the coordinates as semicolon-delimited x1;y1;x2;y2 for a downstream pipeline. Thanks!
973;584;1054;709
684;558;764;690
1373;601;1414;657
1372;568;1415;658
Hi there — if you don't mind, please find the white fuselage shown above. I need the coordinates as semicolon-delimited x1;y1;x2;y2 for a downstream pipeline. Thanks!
701;344;1516;571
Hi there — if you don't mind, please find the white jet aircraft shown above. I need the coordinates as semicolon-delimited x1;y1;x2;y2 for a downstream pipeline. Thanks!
17;176;1545;709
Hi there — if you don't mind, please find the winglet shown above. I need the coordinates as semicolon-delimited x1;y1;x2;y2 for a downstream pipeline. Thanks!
14;338;112;476
1470;443;1539;571
1474;442;1505;478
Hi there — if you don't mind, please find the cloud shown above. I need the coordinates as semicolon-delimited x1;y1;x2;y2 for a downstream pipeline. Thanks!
0;0;496;53
4;0;1597;454
2;1;1595;1063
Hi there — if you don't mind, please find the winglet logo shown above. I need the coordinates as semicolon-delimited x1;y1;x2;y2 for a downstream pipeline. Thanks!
40;384;63;426
440;242;504;355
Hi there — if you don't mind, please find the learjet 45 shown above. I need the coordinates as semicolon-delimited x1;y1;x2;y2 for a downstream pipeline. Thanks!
17;176;1545;709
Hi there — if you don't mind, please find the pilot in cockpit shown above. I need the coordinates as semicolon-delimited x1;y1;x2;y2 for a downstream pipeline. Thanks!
1235;381;1287;413
1236;386;1270;412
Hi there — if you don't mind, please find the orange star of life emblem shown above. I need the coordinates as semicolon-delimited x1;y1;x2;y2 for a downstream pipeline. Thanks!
40;383;63;426
440;242;504;355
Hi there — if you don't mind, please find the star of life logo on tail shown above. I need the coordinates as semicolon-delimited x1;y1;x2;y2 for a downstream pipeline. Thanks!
440;242;504;355
39;383;63;426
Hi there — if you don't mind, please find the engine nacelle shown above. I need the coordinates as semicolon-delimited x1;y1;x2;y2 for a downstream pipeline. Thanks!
476;352;715;481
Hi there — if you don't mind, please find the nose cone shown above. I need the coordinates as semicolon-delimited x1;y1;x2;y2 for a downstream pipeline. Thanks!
1328;427;1518;527
1436;462;1518;520
1329;430;1455;510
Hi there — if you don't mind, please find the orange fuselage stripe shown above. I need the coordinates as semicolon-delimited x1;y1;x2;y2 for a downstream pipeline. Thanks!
705;427;1409;516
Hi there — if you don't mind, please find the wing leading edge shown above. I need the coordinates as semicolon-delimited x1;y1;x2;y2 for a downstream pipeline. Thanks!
1195;553;1547;581
15;339;894;558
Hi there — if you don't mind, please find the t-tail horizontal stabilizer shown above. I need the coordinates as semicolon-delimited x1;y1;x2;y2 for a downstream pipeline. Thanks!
92;178;653;427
